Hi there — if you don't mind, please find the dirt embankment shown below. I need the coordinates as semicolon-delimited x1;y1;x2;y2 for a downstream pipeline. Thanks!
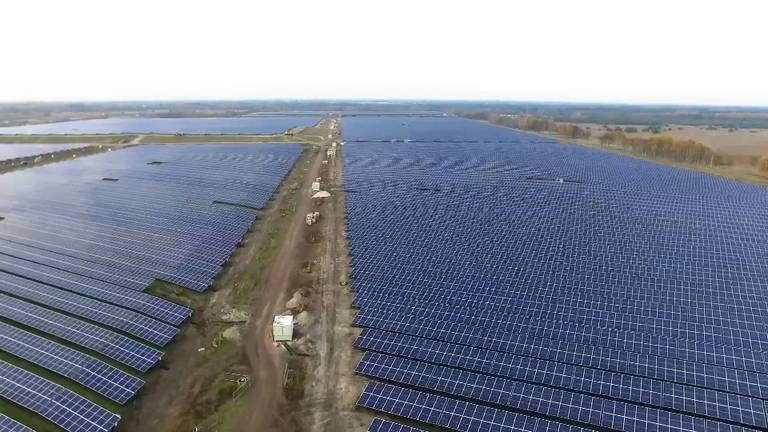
0;144;126;174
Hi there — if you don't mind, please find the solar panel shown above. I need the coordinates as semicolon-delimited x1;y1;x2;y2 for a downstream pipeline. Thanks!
0;360;120;432
0;239;153;291
343;122;768;431
0;321;144;404
0;271;177;346
0;252;191;325
357;381;589;432
0;293;162;371
0;143;305;430
0;143;303;292
0;144;88;162
354;328;766;427
0;414;34;432
357;351;604;426
354;308;768;401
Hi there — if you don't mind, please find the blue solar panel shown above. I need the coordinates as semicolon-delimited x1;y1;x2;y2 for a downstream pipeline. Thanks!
0;414;34;432
344;120;768;431
0;117;321;134
0;239;153;291
0;360;120;432
0;293;161;371
357;381;589;432
0;321;143;404
0;143;302;292
357;351;604;426
354;308;768;401
355;296;768;373
355;328;766;428
0;271;177;346
0;142;304;430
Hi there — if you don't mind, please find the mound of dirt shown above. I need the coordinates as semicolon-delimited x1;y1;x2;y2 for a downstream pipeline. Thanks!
222;325;242;342
285;291;308;311
220;308;249;323
295;310;312;327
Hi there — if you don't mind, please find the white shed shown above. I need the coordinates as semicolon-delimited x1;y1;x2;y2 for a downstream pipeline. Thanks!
272;315;294;342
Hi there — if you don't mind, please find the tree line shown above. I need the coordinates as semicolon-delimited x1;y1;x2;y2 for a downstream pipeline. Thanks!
460;112;590;139
759;157;768;173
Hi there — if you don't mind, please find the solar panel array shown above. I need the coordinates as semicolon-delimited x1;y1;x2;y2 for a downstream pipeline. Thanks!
0;144;88;163
0;414;34;432
345;118;768;431
0;143;302;431
0;117;321;135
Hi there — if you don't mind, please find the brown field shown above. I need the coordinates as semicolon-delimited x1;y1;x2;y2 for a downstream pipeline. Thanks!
577;123;768;157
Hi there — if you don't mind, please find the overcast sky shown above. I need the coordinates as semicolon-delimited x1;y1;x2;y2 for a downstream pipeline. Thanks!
1;0;766;106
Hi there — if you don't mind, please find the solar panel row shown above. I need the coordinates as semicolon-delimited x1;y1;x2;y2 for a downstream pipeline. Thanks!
358;351;765;429
0;252;191;325
0;322;143;404
358;381;589;432
355;328;765;427
0;414;34;432
0;143;303;430
0;240;153;291
0;144;302;292
343;119;768;431
0;292;162;372
0;271;177;346
0;360;120;432
355;297;768;374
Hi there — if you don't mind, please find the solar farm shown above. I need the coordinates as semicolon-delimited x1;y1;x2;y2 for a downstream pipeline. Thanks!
0;142;302;431
1;113;768;432
343;117;768;431
0;117;322;135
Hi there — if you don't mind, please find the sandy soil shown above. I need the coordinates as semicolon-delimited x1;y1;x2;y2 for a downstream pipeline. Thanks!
300;138;371;432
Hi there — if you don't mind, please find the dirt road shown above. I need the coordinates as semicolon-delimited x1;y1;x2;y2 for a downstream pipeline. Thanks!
234;124;335;431
299;133;372;431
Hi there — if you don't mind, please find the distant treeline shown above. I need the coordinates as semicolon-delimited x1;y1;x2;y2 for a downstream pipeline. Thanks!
760;157;768;173
461;112;590;139
599;131;729;165
453;104;768;129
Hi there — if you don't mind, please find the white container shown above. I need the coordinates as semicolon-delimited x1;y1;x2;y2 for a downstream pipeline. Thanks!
272;315;294;342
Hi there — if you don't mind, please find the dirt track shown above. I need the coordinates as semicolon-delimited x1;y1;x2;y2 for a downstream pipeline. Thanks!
301;136;370;431
235;142;327;431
